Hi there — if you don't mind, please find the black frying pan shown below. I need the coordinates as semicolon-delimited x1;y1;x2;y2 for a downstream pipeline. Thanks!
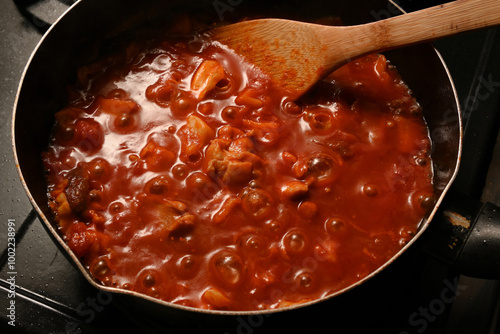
11;0;500;323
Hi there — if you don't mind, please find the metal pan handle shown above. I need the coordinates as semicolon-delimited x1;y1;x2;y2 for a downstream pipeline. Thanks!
423;190;500;279
13;0;76;34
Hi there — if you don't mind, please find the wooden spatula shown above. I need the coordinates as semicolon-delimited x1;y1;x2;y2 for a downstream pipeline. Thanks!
209;0;500;98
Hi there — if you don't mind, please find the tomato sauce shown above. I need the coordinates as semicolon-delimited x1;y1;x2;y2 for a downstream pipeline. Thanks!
42;21;434;311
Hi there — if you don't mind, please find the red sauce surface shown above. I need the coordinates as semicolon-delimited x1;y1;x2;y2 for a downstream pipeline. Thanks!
43;24;434;311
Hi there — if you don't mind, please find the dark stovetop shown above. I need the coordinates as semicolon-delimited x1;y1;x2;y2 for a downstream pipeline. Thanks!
1;0;500;333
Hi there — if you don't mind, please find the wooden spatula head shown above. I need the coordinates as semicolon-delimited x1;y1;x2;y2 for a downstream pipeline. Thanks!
209;19;332;97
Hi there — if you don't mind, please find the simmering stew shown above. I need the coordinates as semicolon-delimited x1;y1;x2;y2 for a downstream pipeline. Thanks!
43;17;434;311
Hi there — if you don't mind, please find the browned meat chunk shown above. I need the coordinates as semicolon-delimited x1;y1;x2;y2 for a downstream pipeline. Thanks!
64;167;90;215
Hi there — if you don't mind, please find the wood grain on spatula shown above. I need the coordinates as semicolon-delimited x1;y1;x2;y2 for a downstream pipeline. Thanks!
209;0;500;99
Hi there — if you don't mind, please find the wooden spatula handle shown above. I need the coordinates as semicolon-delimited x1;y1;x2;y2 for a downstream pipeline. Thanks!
321;0;500;67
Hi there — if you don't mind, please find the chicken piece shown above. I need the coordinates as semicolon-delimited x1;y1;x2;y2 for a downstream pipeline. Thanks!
226;137;255;160
222;161;253;185
139;198;196;236
191;60;226;100
179;114;215;165
204;128;262;186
